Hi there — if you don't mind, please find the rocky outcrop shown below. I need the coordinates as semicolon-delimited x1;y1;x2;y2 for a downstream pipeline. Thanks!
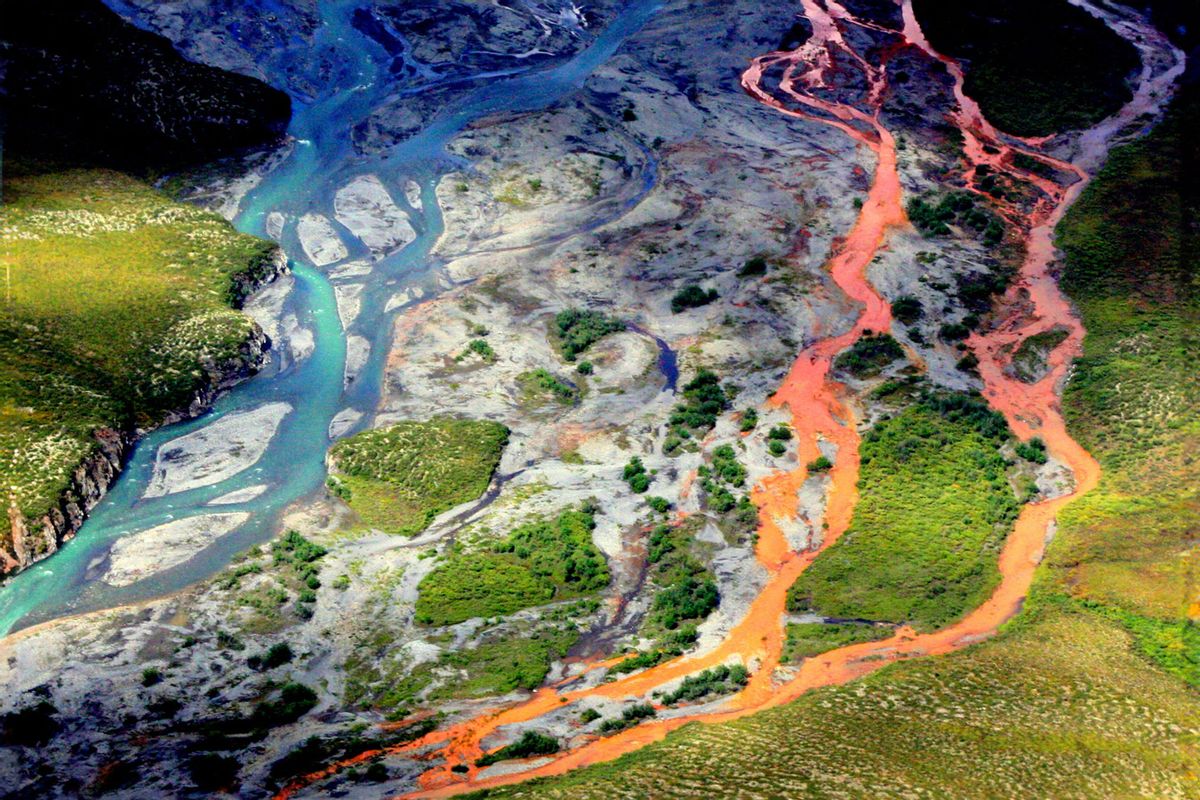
0;249;288;579
0;0;292;170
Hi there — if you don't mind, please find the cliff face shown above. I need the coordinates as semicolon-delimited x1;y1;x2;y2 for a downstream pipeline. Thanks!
0;249;288;578
0;0;292;169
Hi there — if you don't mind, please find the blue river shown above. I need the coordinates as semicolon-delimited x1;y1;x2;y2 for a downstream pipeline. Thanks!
0;0;661;635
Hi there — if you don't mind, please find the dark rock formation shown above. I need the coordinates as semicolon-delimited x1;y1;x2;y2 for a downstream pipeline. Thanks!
0;0;291;170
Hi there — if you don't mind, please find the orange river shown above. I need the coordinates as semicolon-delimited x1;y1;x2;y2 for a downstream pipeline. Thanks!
271;0;1161;795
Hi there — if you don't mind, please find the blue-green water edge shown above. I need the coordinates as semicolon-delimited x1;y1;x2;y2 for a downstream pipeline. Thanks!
0;0;661;634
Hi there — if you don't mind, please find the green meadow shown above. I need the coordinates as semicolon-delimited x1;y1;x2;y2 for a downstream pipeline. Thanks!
326;418;509;536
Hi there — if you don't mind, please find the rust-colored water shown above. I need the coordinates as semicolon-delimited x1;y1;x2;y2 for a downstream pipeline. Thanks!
271;0;1154;795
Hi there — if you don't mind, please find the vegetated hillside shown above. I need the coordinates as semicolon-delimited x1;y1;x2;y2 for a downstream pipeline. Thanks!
1044;85;1199;683
458;73;1200;800
911;0;1140;137
0;167;280;573
0;0;291;171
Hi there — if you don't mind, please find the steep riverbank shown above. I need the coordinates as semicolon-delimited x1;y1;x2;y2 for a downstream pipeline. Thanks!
0;167;288;579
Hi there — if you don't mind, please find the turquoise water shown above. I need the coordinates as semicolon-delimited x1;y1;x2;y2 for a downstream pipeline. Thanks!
0;0;661;634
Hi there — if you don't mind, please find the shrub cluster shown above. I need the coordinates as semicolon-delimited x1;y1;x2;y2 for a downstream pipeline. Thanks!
834;333;905;377
671;284;718;313
665;369;730;454
476;730;560;767
554;308;624;361
660;663;750;706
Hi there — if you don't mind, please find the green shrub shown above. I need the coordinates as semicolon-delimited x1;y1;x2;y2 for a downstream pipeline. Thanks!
660;664;750;705
576;360;594;375
251;682;318;727
939;323;970;342
253;642;294;670
767;425;792;441
624;457;651;493
739;407;759;432
1015;437;1048;464
738;256;768;277
671;284;719;313
807;455;832;472
518;369;578;405
768;440;787;457
647;496;671;513
835;333;904;377
669;369;729;437
457;338;496;363
907;192;1004;245
554;308;624;361
711;445;747;487
476;730;560;767
598;703;656;735
892;296;923;324
651;575;719;630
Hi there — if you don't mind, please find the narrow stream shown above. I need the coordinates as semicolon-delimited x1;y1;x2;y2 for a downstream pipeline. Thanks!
0;0;664;635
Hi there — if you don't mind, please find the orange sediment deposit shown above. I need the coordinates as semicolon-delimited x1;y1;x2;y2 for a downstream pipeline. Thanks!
272;0;1146;795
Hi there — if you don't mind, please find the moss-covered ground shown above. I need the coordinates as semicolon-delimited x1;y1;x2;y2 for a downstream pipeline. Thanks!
326;418;509;536
0;166;275;532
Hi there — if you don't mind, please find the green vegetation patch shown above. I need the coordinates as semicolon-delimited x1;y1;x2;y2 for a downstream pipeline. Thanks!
415;505;609;626
644;520;719;636
517;369;579;406
327;418;509;536
670;284;718;313
788;392;1019;631
659;664;749;706
0;167;275;534
477;731;560;767
782;622;892;662
215;531;328;631
597;702;656;736
553;308;624;361
664;369;730;454
345;623;579;716
1010;327;1069;383
907;191;1004;245
891;295;922;325
834;333;904;377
